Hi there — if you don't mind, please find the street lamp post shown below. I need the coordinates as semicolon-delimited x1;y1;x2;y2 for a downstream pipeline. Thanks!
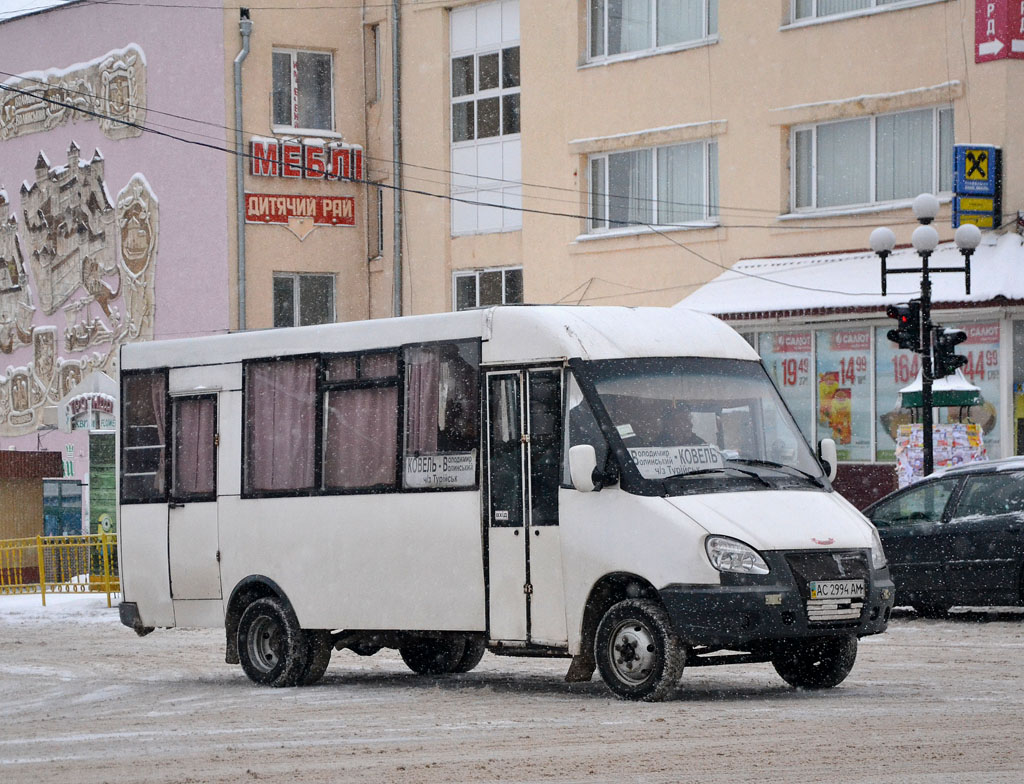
872;195;980;478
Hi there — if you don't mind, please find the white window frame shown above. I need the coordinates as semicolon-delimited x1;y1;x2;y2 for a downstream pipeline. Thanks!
587;139;719;234
790;0;944;25
587;0;718;63
273;272;336;327
452;266;524;311
789;105;953;214
271;47;335;134
450;0;522;236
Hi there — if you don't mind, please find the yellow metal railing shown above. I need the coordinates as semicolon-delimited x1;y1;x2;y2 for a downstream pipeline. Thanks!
0;533;120;607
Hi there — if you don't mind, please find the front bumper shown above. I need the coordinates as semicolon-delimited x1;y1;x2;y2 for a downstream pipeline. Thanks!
659;551;895;648
118;601;154;637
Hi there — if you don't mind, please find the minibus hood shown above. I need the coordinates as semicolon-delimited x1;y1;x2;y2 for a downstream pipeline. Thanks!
664;490;875;552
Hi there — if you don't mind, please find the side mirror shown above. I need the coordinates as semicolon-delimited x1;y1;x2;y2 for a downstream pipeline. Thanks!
568;444;599;492
818;438;838;482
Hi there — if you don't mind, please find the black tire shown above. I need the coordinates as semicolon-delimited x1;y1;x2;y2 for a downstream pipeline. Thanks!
399;636;467;675
594;599;685;702
913;603;952;618
300;630;333;686
451;635;487;673
236;596;309;687
772;636;857;689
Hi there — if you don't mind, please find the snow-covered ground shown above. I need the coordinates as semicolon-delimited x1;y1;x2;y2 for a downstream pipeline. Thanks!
1;593;1023;783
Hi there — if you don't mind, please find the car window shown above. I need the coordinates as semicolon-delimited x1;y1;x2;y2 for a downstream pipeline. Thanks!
953;471;1024;518
870;478;960;527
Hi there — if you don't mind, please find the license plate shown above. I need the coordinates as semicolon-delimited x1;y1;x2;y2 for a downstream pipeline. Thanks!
809;579;865;600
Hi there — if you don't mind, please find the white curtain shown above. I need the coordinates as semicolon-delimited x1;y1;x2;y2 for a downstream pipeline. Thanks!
609;149;652;228
608;0;652;54
657;0;703;46
817;0;871;16
816;118;870;208
658;142;703;224
876;109;932;202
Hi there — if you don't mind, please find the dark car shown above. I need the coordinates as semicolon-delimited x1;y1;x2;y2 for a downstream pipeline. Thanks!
863;457;1024;617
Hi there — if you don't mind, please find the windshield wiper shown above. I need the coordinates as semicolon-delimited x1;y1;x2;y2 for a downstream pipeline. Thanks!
663;466;771;487
727;458;825;488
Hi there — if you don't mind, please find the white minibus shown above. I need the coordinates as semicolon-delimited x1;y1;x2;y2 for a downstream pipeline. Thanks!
118;306;894;701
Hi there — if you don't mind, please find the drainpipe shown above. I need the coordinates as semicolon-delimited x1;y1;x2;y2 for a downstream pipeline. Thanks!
234;9;253;331
391;0;403;317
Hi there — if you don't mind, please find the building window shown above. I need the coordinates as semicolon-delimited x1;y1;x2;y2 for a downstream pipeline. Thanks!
588;140;718;232
589;0;717;60
453;267;523;310
120;371;168;504
368;187;384;259
273;273;335;327
792;106;953;211
793;0;908;22
450;0;522;235
272;49;333;131
365;25;381;104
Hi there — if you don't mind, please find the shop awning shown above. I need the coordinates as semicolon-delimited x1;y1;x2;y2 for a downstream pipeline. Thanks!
678;232;1024;318
898;369;982;408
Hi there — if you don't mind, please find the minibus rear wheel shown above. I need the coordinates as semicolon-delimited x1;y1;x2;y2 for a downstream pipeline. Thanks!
594;599;685;701
236;596;309;687
771;635;857;689
452;635;486;673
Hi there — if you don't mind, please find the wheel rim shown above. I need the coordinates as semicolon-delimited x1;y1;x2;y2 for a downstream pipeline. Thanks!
247;614;282;674
608;618;657;685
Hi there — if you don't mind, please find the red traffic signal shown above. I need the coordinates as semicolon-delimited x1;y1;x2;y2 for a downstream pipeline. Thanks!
886;300;922;353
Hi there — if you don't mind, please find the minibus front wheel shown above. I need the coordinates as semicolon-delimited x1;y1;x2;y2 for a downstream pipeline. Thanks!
594;599;686;701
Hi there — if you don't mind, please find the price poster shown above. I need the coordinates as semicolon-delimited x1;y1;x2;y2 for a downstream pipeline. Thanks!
816;329;871;461
759;331;813;441
937;322;1001;457
875;327;920;461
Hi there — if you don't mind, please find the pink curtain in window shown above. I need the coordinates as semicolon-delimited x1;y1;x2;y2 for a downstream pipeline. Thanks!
405;347;439;453
323;386;397;488
145;374;166;496
246;359;316;491
174;398;215;496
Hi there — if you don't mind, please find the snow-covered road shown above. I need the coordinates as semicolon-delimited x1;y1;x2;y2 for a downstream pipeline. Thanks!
1;594;1022;783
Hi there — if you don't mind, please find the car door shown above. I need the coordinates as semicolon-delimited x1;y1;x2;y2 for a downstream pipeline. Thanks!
941;471;1024;605
869;477;961;605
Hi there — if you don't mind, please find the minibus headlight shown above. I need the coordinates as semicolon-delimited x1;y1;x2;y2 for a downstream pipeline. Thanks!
705;536;770;575
869;525;887;570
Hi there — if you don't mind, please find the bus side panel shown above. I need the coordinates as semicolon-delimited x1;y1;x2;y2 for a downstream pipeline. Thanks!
557;489;717;654
218;491;486;631
120;503;175;628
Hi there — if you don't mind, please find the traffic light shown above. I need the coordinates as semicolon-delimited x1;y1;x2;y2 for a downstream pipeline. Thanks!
886;300;922;352
933;327;968;378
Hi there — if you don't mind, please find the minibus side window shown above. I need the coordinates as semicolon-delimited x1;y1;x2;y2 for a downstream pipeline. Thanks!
402;341;480;489
322;351;399;491
244;358;316;494
561;373;609;486
121;370;168;503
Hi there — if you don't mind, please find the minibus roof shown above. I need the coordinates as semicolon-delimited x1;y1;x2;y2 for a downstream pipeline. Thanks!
120;306;758;370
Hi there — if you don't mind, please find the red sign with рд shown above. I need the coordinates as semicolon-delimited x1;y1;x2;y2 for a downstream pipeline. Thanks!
245;193;355;226
976;0;1024;62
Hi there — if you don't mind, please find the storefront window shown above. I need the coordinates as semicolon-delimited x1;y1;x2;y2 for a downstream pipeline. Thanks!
874;327;919;462
815;328;872;461
935;321;1001;458
759;331;813;442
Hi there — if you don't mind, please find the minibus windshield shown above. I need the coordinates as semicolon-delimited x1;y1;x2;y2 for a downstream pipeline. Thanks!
579;357;824;489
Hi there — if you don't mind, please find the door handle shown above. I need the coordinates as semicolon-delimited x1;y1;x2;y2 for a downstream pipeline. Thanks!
169;502;185;509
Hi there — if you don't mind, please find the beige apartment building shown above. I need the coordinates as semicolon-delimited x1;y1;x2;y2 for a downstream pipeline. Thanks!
227;0;1019;320
222;0;1021;503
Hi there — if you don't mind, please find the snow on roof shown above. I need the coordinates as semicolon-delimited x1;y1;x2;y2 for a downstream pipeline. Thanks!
0;1;79;24
678;232;1024;317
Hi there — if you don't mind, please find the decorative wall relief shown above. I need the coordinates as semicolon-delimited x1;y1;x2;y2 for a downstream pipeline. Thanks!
116;175;157;341
0;45;146;142
0;145;158;436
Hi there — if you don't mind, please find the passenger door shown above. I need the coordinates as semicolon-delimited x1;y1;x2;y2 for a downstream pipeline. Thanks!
485;368;567;646
871;477;961;603
942;472;1024;604
167;394;221;600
